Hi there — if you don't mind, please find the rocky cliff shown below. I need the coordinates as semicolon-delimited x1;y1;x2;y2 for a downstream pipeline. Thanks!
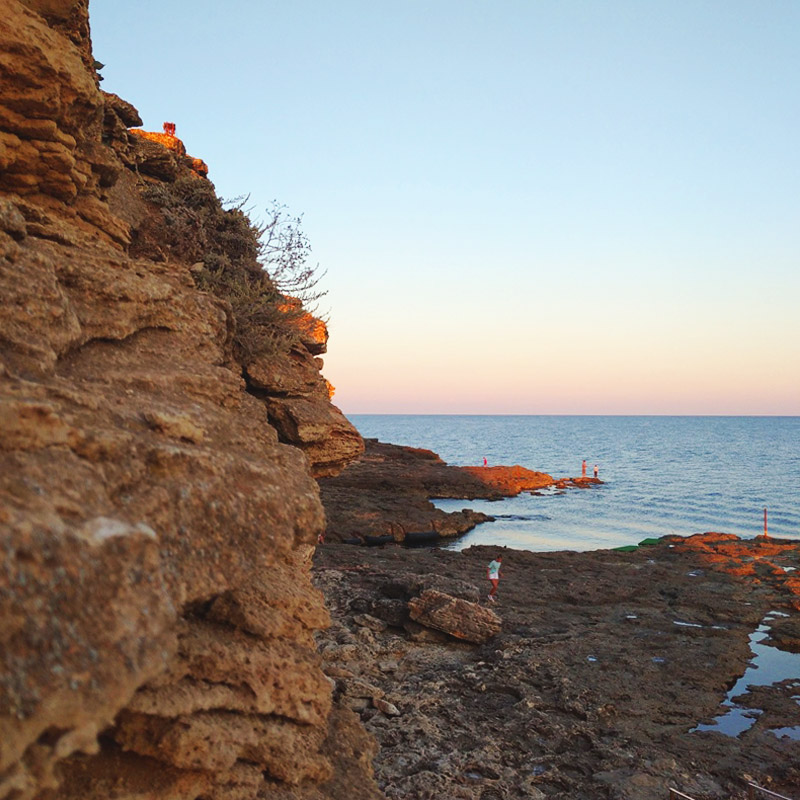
0;2;373;798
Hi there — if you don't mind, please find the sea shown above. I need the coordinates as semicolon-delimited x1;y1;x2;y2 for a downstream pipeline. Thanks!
348;415;800;553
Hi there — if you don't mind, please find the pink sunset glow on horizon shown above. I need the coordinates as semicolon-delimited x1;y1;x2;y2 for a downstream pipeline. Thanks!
322;315;800;416
320;276;799;415
326;375;800;417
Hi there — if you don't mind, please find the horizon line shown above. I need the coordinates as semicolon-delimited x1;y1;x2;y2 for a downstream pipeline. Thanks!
343;412;800;418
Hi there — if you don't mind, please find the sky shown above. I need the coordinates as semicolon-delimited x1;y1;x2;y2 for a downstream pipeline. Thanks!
89;1;800;415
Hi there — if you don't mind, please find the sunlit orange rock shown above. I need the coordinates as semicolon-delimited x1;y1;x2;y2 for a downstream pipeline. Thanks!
189;156;208;177
277;297;329;355
556;475;604;488
460;464;554;496
667;532;800;609
128;124;208;178
129;128;185;155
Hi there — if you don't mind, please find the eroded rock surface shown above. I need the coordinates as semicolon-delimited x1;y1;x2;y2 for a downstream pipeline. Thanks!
314;535;800;800
0;3;371;799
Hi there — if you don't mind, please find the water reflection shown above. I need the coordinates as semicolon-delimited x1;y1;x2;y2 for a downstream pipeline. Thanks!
693;611;800;738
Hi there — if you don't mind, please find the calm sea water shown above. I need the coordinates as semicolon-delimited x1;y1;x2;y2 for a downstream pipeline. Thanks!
348;415;800;552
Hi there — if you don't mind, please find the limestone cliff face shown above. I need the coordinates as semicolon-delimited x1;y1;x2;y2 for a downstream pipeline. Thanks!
0;3;372;799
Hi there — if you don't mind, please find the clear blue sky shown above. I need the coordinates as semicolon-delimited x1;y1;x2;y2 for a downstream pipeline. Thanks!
90;1;799;414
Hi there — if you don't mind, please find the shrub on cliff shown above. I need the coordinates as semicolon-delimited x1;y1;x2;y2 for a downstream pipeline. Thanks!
134;177;323;361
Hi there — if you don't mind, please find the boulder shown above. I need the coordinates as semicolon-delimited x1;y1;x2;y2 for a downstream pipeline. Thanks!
408;589;502;644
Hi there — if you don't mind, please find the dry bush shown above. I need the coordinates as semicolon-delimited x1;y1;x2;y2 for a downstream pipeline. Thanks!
134;177;323;361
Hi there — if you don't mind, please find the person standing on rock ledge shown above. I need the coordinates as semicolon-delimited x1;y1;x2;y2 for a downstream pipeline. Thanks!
594;464;599;478
582;459;587;477
487;555;502;602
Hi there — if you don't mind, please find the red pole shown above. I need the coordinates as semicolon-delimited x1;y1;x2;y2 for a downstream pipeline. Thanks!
764;507;768;537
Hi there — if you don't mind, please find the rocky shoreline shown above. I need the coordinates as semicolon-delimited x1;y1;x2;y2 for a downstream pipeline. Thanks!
319;438;601;544
316;436;800;798
2;5;798;800
313;533;800;800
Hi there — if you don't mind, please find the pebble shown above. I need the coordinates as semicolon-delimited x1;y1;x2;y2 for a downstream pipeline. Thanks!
323;665;355;679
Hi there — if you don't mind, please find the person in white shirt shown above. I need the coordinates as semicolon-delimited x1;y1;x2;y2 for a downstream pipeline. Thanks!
487;555;502;602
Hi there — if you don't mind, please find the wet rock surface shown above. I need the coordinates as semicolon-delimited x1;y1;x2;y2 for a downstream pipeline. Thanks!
314;535;800;799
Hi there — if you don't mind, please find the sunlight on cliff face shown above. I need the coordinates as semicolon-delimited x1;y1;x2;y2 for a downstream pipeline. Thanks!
129;128;185;155
278;297;329;355
129;122;208;176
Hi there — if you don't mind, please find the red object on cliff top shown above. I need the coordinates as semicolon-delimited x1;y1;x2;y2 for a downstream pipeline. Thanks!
163;121;176;135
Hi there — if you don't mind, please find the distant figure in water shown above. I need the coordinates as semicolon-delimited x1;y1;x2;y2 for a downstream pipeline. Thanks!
483;457;488;467
582;459;587;477
594;464;599;478
487;555;502;602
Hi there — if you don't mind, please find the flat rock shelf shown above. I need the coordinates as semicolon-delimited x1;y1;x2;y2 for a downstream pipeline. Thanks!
313;533;800;800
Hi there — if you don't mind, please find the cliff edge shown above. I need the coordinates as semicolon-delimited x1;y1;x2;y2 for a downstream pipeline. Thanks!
0;2;373;799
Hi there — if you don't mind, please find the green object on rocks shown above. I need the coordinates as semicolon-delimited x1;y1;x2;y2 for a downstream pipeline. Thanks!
638;538;662;546
613;545;638;552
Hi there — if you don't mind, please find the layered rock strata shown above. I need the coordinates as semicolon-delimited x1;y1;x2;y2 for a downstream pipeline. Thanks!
245;333;363;479
0;3;371;799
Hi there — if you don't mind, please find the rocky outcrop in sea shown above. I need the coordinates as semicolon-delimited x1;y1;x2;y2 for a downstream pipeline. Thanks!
318;438;578;544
